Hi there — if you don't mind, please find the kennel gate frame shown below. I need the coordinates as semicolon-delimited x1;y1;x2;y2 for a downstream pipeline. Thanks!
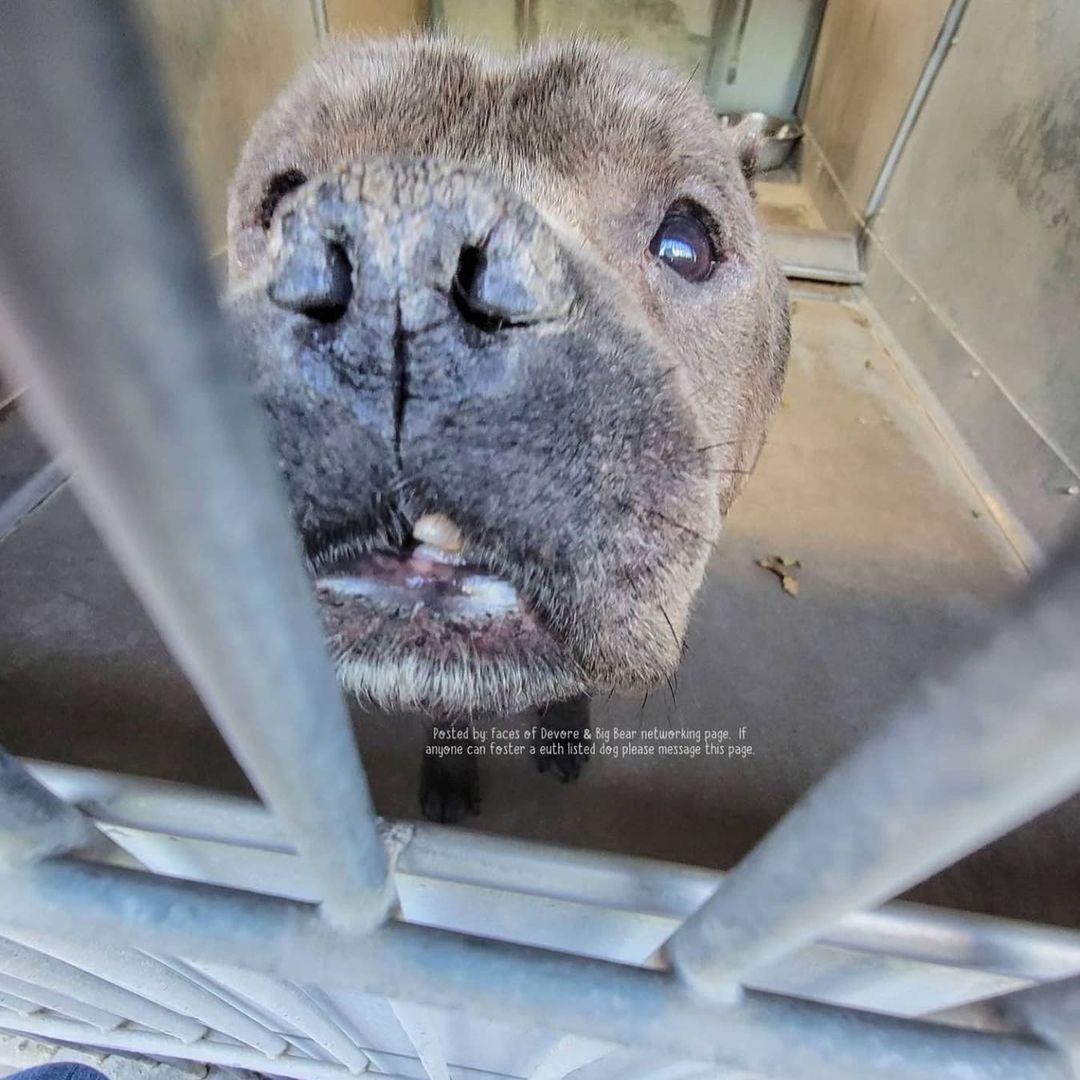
0;3;1079;1078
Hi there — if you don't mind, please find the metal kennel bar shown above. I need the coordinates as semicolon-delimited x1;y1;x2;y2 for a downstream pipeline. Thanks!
0;750;106;868
0;2;1079;1079
0;1020;375;1080
0;852;1070;1080
0;1;390;932
0;973;125;1032
30;759;1080;993
0;937;208;1045
666;543;1080;1000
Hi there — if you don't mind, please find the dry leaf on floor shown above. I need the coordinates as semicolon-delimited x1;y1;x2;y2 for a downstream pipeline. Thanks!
756;555;802;598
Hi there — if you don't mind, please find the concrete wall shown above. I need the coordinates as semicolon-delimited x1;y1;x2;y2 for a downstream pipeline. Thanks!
326;0;427;37
439;0;519;52
863;0;1080;553
801;0;951;229
138;0;823;249
519;0;713;78
136;1;424;252
136;1;321;252
443;0;824;116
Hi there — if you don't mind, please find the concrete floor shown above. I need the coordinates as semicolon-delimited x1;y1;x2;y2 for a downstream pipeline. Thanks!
756;176;828;231
2;290;1077;928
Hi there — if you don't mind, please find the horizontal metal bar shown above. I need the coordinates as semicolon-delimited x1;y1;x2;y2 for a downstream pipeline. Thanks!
0;2;390;929
28;762;291;851
0;380;21;412
836;904;1080;986
0;972;122;1030
666;537;1080;1000
0;936;204;1042
55;812;1041;1019
0;858;1068;1080
0;988;41;1019
26;759;1080;1009
186;961;371;1073
0;459;67;546
993;974;1080;1060
0;1015;400;1080
399;823;1080;986
144;954;292;1059
0;751;102;868
0;928;296;1055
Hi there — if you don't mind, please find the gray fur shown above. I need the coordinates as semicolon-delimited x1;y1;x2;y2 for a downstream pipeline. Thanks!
224;36;789;716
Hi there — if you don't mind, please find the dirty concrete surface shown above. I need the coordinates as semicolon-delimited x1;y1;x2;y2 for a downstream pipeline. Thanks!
2;292;1076;928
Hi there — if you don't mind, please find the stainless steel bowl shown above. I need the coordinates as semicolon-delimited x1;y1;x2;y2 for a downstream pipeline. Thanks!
717;111;803;173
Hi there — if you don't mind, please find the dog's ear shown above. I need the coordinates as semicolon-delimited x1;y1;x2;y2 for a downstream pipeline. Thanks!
726;116;763;183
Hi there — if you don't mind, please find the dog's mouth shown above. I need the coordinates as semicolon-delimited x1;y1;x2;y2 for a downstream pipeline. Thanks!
306;510;580;709
313;512;524;621
305;511;583;713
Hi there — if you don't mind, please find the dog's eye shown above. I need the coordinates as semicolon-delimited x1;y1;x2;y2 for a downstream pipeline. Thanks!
257;169;307;230
648;205;716;283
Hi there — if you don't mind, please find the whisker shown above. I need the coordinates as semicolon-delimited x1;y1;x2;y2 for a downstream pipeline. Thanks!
640;506;711;544
659;601;682;653
665;674;678;707
693;440;740;454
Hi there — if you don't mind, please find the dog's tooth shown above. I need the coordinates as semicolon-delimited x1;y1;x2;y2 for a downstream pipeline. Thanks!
412;512;464;553
413;543;466;566
460;577;519;612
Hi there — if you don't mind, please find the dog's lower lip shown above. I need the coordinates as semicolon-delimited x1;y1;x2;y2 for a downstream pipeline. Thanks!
316;547;522;617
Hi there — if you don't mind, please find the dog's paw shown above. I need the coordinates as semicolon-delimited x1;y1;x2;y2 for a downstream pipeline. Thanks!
535;734;592;782
534;694;592;783
420;734;482;823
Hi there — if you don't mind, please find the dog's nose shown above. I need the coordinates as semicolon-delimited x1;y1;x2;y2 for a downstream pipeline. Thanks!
268;238;353;323
266;160;573;334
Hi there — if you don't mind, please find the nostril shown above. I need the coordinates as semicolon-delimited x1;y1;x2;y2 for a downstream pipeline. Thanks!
268;241;353;323
452;244;503;332
454;244;486;297
302;241;352;322
450;230;569;330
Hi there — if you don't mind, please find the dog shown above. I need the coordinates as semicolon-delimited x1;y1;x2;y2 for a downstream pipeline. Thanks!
223;37;790;821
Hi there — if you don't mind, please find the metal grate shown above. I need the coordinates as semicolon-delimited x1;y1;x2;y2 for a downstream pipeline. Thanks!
0;4;1078;1079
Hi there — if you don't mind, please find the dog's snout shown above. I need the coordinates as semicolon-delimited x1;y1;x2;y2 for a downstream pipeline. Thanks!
265;160;573;336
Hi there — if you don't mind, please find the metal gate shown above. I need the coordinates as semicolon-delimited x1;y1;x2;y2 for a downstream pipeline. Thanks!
1;4;1079;1078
